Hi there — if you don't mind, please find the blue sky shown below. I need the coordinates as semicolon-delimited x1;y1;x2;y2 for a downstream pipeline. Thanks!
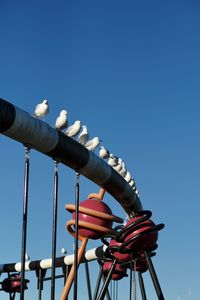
0;0;200;299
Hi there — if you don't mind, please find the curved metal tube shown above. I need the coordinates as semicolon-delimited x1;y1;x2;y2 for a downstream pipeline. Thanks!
0;98;142;215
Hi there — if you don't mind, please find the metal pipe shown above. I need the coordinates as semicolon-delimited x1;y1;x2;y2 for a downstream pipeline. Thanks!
20;146;30;300
97;259;117;300
138;272;147;300
73;173;80;300
93;265;103;300
0;98;142;216
129;266;133;300
51;161;59;300
36;268;46;300
85;261;92;300
103;274;111;300
144;252;165;300
0;246;107;274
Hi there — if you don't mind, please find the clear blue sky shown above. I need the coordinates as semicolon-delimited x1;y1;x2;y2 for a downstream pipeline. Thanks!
0;0;200;299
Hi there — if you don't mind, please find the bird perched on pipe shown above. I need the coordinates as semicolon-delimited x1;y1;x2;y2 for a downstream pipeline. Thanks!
65;120;82;138
34;99;49;118
124;171;132;183
108;154;118;167
119;162;127;178
85;136;101;151
113;157;123;172
77;125;89;145
55;110;68;130
99;146;110;160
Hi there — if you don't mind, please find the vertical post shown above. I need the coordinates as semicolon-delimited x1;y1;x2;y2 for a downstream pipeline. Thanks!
97;259;117;300
51;160;59;300
133;261;137;300
73;172;80;300
85;261;92;300
103;275;111;300
62;264;68;285
20;146;30;300
138;272;147;300
144;252;165;300
129;266;133;300
110;280;112;299
36;268;46;300
93;265;103;300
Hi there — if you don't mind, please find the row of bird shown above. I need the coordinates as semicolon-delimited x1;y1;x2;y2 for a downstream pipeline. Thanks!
34;100;139;196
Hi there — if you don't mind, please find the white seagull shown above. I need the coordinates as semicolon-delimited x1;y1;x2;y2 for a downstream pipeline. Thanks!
129;178;135;187
65;120;82;138
108;154;118;167
77;125;89;145
99;146;110;159
119;162;127;177
61;247;67;255
135;189;140;197
124;171;132;183
55;110;68;130
34;99;49;118
85;136;101;151
113;158;123;172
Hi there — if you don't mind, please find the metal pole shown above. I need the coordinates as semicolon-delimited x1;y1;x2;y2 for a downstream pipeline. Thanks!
51;161;59;300
73;173;80;300
20;146;30;300
138;272;147;300
103;274;111;300
133;261;137;300
38;270;42;300
97;259;117;300
85;261;92;300
10;293;16;300
93;265;103;300
144;252;165;300
36;268;46;300
62;264;70;300
129;266;133;300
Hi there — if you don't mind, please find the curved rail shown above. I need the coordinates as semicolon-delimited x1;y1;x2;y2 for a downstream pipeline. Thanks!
0;98;142;215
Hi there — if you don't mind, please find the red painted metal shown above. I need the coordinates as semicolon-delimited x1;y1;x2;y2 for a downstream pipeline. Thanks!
69;198;114;239
103;261;127;280
124;217;158;251
109;238;131;261
2;274;29;293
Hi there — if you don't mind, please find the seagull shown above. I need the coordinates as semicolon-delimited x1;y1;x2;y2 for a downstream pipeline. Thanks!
61;247;67;255
65;120;82;138
108;154;118;167
34;99;49;118
85;136;101;151
113;158;123;172
55;110;68;130
135;189;140;197
99;146;110;159
129;178;135;187
124;171;132;183
119;162;127;177
77;125;89;145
